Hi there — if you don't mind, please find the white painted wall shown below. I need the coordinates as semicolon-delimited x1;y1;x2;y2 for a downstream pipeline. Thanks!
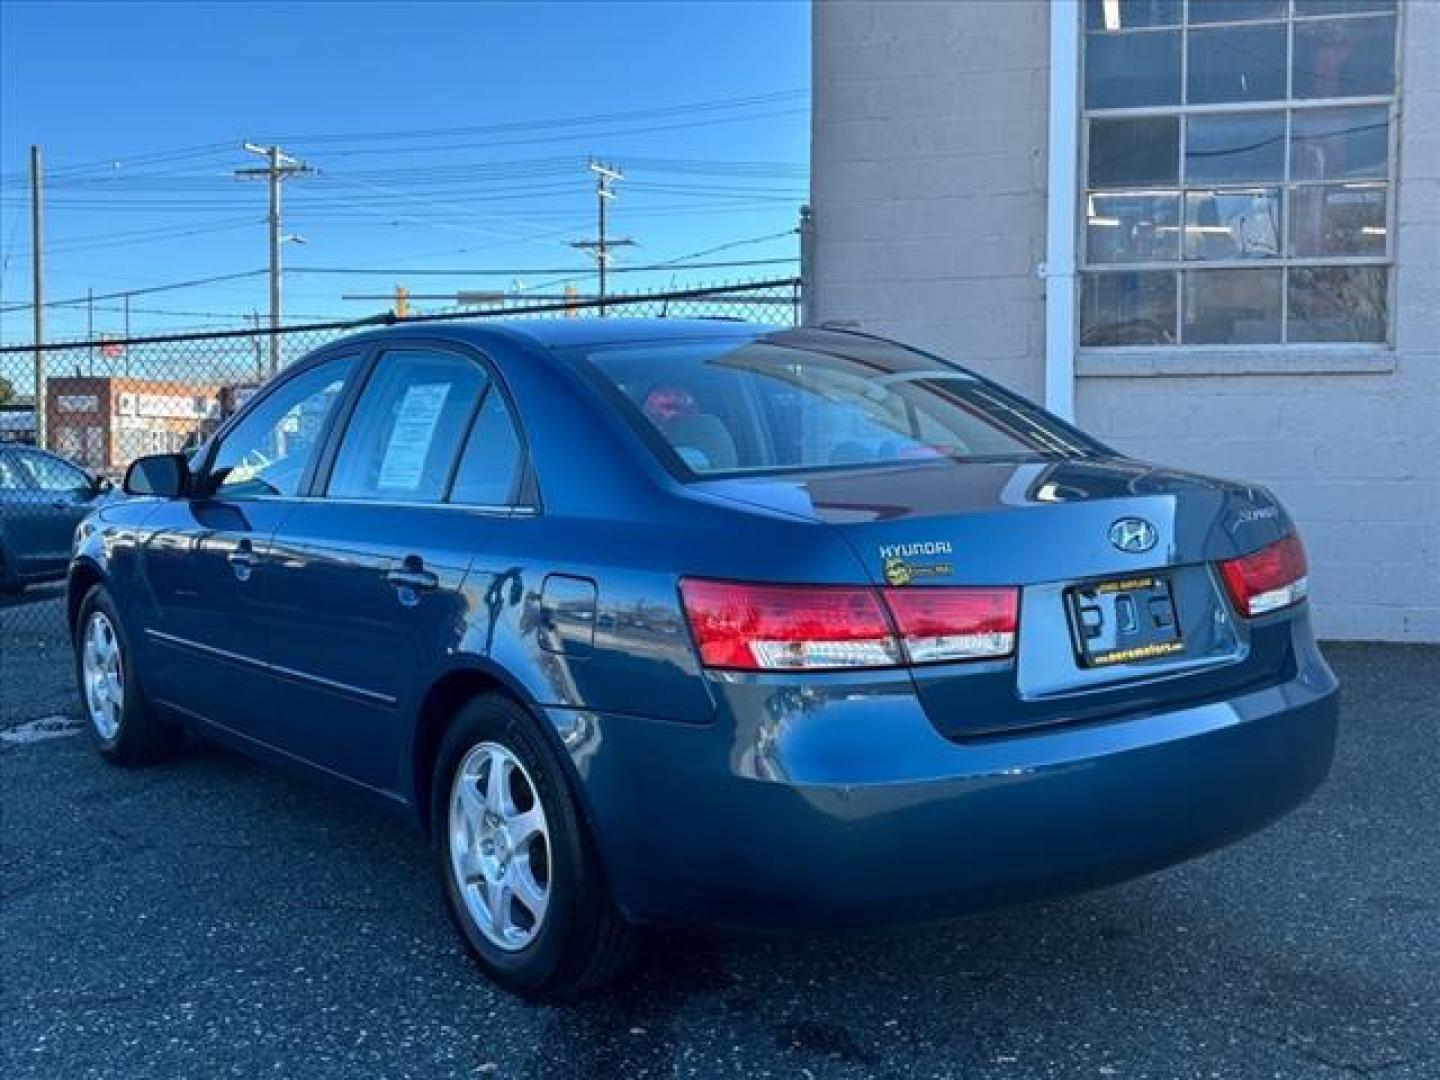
811;0;1439;641
811;0;1052;400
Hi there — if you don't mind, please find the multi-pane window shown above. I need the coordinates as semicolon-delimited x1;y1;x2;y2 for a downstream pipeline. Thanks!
1080;0;1398;348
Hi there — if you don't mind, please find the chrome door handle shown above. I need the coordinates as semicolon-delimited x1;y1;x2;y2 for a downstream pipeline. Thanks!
386;568;438;592
227;546;257;581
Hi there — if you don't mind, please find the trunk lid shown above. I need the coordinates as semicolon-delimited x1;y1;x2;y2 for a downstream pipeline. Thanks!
693;455;1298;737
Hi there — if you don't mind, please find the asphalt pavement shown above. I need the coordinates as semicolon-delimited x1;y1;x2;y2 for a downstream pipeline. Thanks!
0;582;72;724
1;642;1436;1079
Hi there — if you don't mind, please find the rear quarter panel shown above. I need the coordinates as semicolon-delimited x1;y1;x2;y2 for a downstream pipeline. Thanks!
456;505;871;725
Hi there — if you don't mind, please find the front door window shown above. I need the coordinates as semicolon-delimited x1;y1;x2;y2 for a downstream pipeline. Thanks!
208;356;355;499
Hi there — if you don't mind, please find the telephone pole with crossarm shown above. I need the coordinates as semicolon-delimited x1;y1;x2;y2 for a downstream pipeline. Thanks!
569;161;633;317
236;143;312;375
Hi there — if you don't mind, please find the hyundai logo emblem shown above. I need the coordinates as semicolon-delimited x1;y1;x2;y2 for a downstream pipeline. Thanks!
1109;517;1159;554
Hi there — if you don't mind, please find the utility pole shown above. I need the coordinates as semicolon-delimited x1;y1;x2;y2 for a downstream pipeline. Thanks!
250;310;264;382
236;143;312;375
798;204;815;327
86;287;95;374
569;160;633;316
29;145;45;449
122;293;131;376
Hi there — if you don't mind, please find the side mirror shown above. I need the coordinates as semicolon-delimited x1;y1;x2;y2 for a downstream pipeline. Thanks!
93;475;115;496
123;453;191;498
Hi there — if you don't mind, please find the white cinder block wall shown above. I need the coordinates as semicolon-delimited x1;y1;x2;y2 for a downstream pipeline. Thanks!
812;0;1439;642
811;0;1052;400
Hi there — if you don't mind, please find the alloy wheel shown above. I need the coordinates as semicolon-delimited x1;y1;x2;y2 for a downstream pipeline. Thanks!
82;611;124;740
448;742;552;951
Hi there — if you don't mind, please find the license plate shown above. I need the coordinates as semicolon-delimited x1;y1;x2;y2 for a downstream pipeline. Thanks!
1068;574;1183;668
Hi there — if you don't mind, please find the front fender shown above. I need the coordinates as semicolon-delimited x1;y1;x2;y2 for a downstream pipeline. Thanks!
66;499;165;640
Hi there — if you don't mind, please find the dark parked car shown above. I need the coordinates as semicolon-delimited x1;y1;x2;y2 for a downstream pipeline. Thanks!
0;445;113;594
68;321;1338;999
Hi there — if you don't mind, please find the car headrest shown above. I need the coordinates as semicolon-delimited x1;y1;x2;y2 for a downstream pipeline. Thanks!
662;414;737;472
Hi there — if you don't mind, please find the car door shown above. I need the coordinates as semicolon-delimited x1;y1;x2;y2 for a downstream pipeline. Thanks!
0;450;44;584
262;344;521;791
136;354;358;736
7;447;98;578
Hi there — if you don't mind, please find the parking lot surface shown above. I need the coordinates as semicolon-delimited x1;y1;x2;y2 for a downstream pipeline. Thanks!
0;583;71;724
2;628;1436;1079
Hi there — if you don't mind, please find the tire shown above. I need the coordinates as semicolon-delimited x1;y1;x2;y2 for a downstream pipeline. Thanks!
74;584;180;766
432;693;639;1000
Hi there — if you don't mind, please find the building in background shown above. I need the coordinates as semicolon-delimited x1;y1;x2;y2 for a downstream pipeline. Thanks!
811;0;1437;641
45;376;229;472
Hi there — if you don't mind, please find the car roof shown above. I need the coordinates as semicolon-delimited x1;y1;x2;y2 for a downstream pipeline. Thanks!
334;317;771;357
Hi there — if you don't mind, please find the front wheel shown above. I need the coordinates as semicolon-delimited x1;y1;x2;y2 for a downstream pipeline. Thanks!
432;693;639;1000
74;585;179;765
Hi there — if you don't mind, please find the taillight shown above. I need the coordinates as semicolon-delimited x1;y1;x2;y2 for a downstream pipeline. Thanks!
678;579;1019;671
1218;534;1309;617
679;580;901;671
883;586;1018;663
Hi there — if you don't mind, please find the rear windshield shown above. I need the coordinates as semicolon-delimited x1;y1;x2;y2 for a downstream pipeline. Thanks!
569;336;1099;477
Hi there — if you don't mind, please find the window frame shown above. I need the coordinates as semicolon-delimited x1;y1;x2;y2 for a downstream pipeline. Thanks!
310;337;539;514
1077;0;1402;350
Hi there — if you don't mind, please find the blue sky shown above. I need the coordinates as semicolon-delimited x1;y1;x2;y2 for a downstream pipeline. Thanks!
0;1;809;343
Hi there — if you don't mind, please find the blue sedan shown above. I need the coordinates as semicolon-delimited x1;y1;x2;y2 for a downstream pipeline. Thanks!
68;321;1338;998
1;445;113;594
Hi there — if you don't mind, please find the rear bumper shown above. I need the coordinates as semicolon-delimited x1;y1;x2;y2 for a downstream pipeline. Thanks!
550;626;1339;929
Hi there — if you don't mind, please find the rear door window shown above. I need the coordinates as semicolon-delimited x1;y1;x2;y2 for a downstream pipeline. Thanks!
327;349;486;503
449;386;524;507
0;453;29;490
13;449;90;493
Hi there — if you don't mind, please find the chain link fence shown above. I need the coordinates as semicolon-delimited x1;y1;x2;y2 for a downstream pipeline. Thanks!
0;278;801;725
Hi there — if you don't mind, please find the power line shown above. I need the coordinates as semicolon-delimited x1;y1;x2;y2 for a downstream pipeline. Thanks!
286;106;809;160
0;156;807;195
52;303;343;321
5;216;263;257
653;230;800;268
0;269;268;314
308;171;565;241
290;256;796;278
0;141;236;186
260;89;807;147
518;229;800;294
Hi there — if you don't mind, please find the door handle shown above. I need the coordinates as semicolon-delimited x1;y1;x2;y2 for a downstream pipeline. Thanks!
227;541;257;582
386;567;439;593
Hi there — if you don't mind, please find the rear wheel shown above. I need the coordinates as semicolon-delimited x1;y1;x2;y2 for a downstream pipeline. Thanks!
74;585;179;765
432;693;639;1000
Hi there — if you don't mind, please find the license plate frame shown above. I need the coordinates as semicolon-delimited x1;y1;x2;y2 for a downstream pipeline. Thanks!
1067;573;1184;668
